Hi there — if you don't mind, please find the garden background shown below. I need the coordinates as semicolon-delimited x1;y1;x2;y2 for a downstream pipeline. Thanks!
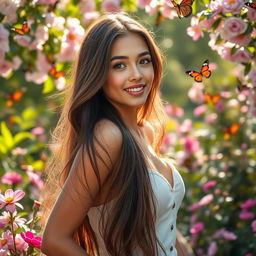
0;0;255;255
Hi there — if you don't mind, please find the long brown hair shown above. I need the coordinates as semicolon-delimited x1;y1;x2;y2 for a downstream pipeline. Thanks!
40;12;169;256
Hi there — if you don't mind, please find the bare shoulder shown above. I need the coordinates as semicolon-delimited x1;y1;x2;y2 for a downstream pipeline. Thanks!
141;120;155;146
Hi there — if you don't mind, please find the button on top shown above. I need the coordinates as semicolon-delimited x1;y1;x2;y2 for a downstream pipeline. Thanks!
172;203;175;209
170;224;174;230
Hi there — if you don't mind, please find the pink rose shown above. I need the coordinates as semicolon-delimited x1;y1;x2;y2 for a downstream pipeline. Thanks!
222;0;244;14
231;49;251;63
220;17;247;40
101;0;121;13
248;8;256;22
229;34;251;47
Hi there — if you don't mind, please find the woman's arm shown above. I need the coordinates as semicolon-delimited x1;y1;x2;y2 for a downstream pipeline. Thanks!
176;229;195;256
41;120;123;256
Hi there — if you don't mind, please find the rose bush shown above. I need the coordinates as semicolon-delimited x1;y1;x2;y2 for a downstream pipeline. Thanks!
0;0;255;255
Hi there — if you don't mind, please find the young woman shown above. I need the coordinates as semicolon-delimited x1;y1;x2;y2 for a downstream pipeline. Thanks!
41;12;186;256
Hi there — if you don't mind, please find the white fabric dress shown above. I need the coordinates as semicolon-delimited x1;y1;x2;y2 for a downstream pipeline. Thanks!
87;161;186;256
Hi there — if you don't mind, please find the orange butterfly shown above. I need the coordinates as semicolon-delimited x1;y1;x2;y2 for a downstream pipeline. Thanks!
204;92;220;104
223;123;240;140
171;0;194;19
5;88;26;107
245;2;256;9
186;60;211;83
11;21;30;35
48;65;65;79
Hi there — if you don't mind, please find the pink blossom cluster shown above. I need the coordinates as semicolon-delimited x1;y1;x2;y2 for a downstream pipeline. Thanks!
186;0;256;78
0;189;42;255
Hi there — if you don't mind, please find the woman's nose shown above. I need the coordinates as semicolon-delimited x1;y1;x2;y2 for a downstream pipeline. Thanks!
128;65;142;81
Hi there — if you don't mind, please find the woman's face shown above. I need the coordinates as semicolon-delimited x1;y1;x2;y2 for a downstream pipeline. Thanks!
103;32;154;110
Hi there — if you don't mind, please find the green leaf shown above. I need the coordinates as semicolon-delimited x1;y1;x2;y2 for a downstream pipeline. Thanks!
1;122;14;149
212;18;222;31
14;132;34;146
244;24;253;35
122;0;137;12
215;34;223;45
22;108;38;121
0;136;8;154
43;76;55;94
230;46;238;56
243;62;251;75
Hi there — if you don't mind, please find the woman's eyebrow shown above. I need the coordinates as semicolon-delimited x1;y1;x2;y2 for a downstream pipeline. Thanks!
110;51;150;62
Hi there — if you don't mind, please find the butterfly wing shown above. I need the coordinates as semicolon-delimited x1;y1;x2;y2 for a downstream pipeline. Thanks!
11;28;25;35
230;123;240;135
245;2;256;9
22;21;30;33
179;5;192;17
186;70;202;82
180;0;194;5
171;0;182;18
54;71;65;79
212;95;220;104
200;60;211;78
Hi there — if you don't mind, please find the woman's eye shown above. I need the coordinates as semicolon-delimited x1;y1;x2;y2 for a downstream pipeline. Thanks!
113;63;125;69
140;58;152;64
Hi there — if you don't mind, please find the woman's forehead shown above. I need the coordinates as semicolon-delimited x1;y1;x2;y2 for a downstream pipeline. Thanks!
110;33;150;56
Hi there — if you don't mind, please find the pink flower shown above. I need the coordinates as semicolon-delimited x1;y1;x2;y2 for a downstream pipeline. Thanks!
25;71;48;84
187;17;204;41
222;230;237;240
13;35;31;47
26;170;44;190
45;13;65;30
101;0;121;13
188;203;201;211
183;136;200;154
205;113;217;124
207;241;218;256
164;104;184;117
12;56;22;70
229;34;251;47
160;3;177;20
83;11;100;24
240;199;256;210
190;222;204;234
31;126;45;135
231;49;251;63
0;249;8;256
199;194;214;206
248;69;256;86
208;0;223;14
145;0;158;16
199;15;221;31
0;211;26;230
8;233;28;252
193;105;207;116
251;220;256;232
78;0;96;12
203;181;217;192
220;17;247;40
188;83;205;103
38;0;58;4
21;231;42;249
0;60;12;78
138;0;151;8
215;100;225;112
12;147;28;155
0;24;9;52
179;119;193;133
239;211;255;220
0;189;25;213
247;8;256;22
1;172;23;185
222;0;244;14
0;231;13;250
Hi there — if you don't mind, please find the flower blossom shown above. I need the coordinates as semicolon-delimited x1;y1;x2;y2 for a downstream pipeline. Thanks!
1;172;23;185
190;222;204;234
187;17;204;41
0;189;25;213
21;231;42;249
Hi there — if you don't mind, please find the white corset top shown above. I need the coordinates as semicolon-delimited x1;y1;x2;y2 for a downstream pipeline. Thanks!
87;161;186;256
